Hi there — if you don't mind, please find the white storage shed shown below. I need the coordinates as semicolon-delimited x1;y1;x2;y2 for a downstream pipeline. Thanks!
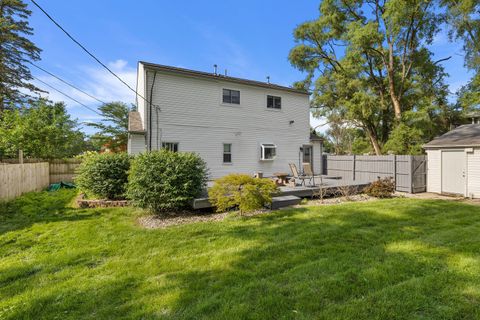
424;124;480;198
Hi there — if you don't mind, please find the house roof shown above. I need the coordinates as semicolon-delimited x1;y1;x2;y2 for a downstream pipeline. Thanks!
128;111;145;134
139;61;310;96
423;124;480;148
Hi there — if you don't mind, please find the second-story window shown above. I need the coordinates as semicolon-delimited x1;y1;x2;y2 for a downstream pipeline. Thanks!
223;89;240;104
267;95;281;109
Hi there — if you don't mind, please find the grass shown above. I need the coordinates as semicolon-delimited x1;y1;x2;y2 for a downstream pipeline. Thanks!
1;190;480;319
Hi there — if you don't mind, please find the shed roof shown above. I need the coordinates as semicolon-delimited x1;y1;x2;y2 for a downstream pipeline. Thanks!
310;132;324;142
128;111;145;134
423;124;480;148
140;61;310;96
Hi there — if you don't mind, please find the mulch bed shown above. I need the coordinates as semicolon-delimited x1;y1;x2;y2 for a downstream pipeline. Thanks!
138;211;228;229
138;209;272;229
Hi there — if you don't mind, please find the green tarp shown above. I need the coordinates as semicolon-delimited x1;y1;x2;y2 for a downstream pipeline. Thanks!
48;181;76;191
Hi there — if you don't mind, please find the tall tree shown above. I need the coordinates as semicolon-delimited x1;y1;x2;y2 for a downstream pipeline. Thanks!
289;0;451;154
0;0;42;111
85;102;131;152
442;0;480;110
0;99;87;158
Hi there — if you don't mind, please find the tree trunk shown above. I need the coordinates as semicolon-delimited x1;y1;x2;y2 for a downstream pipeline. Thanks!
365;126;382;155
386;42;402;120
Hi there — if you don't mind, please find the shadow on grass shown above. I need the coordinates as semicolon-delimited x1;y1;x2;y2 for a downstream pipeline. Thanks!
158;199;480;319
0;189;99;236
2;197;480;319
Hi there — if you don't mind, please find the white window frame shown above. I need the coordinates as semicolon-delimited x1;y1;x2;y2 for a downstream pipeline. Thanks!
223;143;232;164
260;143;277;161
162;142;179;152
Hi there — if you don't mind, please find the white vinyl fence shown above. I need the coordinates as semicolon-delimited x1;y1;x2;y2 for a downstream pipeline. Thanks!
323;155;427;193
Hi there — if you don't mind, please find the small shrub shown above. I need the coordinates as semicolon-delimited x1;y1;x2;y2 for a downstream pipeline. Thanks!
364;177;395;198
126;150;208;213
208;174;279;215
334;185;359;200
75;152;131;200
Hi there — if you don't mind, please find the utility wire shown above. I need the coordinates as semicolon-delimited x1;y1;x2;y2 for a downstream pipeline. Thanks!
30;0;148;105
32;75;102;115
29;62;107;104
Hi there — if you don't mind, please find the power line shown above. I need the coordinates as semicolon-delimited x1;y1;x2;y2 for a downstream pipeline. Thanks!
30;0;148;104
32;75;101;115
29;62;107;104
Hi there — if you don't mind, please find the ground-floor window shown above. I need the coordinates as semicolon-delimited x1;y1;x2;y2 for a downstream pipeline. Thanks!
260;143;276;160
223;143;232;163
162;142;178;152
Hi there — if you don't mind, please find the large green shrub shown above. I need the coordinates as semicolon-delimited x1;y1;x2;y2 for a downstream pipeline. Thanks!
75;152;131;200
126;150;208;213
208;174;279;214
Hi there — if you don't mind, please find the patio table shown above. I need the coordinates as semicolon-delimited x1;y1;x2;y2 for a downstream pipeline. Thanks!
273;172;289;185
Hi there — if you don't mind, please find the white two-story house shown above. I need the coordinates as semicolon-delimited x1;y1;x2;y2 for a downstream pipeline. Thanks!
127;61;323;179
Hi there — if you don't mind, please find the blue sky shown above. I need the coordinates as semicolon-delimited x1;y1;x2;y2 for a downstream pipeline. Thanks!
28;0;471;134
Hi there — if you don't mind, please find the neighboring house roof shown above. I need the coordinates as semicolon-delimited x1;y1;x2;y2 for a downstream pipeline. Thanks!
128;111;145;134
140;61;310;96
423;124;480;148
310;132;324;142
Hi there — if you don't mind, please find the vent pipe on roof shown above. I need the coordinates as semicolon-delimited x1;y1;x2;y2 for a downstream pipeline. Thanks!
213;64;218;75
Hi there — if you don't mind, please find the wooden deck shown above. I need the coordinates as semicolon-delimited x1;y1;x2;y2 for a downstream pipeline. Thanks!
193;177;370;209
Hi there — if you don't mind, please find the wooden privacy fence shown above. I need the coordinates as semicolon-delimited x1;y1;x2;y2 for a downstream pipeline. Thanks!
48;159;82;184
323;155;427;193
0;159;81;184
0;159;82;200
0;163;50;200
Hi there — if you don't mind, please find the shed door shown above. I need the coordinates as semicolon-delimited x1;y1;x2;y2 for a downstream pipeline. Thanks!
441;150;466;195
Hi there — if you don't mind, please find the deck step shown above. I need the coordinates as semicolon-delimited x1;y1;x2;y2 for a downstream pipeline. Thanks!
271;195;302;209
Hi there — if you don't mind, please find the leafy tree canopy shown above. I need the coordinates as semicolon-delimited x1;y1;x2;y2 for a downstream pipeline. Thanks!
85;102;131;152
290;0;458;154
0;99;87;158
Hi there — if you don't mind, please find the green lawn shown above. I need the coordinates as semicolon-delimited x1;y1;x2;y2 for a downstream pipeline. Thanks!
1;190;480;319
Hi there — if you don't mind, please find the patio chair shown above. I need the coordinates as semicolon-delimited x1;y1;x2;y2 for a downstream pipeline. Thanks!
302;162;316;187
289;163;312;187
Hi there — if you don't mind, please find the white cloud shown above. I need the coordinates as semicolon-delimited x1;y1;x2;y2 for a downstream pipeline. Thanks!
32;59;137;113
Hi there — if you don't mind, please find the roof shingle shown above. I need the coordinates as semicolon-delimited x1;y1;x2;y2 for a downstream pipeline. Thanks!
423;124;480;148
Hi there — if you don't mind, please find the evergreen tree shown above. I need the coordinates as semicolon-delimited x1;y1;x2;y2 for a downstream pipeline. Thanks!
0;0;42;111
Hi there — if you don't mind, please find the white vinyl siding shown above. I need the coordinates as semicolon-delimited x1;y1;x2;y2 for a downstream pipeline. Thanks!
137;65;310;179
426;149;441;193
467;148;480;198
128;133;146;155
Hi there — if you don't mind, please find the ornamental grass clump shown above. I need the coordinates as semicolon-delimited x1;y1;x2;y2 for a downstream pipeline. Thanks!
208;174;279;215
75;152;131;200
126;150;208;213
364;177;395;198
